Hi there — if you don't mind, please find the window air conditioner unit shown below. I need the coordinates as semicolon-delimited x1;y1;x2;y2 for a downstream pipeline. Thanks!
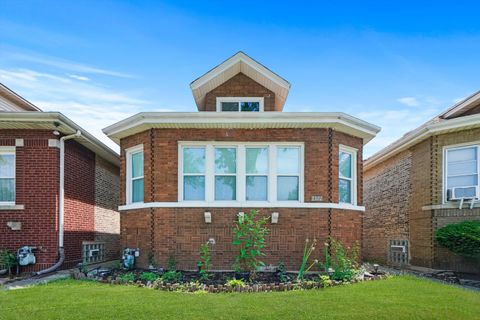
88;248;100;258
447;186;479;201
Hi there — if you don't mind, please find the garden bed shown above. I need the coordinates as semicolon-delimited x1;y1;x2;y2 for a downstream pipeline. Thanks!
71;266;388;293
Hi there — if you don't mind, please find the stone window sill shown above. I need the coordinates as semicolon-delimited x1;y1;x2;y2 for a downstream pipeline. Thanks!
0;204;25;210
422;202;480;211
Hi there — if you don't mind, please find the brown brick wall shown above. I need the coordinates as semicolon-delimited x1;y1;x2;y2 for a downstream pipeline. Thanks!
94;156;120;261
121;207;361;270
120;128;363;205
202;73;276;111
363;150;412;264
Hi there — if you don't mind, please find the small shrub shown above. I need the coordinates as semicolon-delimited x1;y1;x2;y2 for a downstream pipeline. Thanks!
276;262;288;283
435;220;480;257
197;243;212;281
322;238;359;282
0;250;17;276
161;270;183;283
319;275;332;287
226;278;245;288
140;271;159;282
232;209;270;277
167;256;177;271
119;272;135;283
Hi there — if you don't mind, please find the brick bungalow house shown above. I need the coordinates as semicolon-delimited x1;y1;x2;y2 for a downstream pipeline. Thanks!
0;83;120;273
103;52;380;270
363;91;480;275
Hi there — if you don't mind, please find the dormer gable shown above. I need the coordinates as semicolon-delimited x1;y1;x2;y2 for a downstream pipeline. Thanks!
440;91;480;119
190;52;290;112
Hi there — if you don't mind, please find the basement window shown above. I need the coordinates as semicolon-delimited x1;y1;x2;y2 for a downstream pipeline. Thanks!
126;145;144;204
216;97;264;112
0;148;15;205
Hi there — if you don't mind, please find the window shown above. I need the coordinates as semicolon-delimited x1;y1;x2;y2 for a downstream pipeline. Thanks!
276;147;300;201
216;97;264;112
339;147;357;204
246;147;268;201
183;147;206;200
215;148;237;200
179;143;303;203
0;148;15;204
126;145;144;204
445;145;479;199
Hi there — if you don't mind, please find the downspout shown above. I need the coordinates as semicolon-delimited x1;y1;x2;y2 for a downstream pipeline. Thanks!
35;130;82;276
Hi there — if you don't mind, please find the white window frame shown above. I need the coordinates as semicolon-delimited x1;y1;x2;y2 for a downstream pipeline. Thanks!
125;144;144;205
178;142;304;205
245;146;269;201
275;145;302;202
443;142;480;203
216;97;264;112
0;147;16;205
214;146;238;201
339;145;357;205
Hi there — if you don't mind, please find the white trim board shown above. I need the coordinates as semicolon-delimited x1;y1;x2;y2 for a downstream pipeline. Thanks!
119;201;365;212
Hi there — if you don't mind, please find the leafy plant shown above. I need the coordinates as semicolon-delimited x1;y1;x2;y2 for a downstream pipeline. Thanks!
161;270;183;283
435;220;480;257
0;250;17;276
197;243;212;281
167;256;177;271
232;210;270;277
112;260;122;270
297;238;319;281
119;272;135;283
276;262;288;283
139;272;159;282
323;238;359;281
319;275;332;287
226;278;245;288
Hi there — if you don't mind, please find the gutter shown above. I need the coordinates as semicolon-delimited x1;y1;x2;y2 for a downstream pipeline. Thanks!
34;130;82;276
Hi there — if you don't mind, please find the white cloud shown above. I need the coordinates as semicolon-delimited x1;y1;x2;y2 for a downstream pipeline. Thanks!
397;96;420;107
0;68;158;152
69;74;90;81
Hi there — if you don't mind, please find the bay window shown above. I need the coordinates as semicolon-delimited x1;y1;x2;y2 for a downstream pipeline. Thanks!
179;143;303;203
0;148;15;204
339;146;357;205
445;145;479;200
126;145;144;204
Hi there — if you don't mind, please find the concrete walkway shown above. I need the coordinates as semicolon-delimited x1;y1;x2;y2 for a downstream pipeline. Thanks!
0;270;71;291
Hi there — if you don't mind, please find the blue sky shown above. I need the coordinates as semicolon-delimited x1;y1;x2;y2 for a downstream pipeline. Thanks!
1;1;479;155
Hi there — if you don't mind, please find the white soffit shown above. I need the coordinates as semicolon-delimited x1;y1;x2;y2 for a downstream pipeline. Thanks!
190;52;291;111
103;112;380;145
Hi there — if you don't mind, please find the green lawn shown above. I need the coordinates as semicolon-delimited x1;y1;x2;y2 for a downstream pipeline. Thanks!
0;276;479;320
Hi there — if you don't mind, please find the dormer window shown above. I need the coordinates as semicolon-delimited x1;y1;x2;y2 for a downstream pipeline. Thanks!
216;97;264;112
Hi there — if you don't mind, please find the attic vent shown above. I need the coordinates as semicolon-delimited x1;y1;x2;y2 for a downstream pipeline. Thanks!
388;240;409;265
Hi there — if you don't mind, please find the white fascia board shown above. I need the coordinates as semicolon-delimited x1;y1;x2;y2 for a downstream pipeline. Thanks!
0;112;120;166
103;112;380;145
365;113;480;171
119;201;365;212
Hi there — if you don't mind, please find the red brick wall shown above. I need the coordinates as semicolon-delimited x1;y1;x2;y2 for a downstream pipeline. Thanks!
202;73;276;111
121;207;361;270
119;127;364;270
63;140;96;267
120;128;363;205
0;130;59;271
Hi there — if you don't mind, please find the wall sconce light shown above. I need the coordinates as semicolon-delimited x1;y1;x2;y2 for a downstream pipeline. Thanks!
204;212;212;224
238;212;245;223
271;212;279;224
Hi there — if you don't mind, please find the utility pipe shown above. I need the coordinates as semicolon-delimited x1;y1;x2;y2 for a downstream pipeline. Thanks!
35;130;81;276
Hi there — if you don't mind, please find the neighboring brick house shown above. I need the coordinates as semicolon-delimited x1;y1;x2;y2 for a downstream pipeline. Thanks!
0;83;120;272
364;91;480;275
103;52;380;270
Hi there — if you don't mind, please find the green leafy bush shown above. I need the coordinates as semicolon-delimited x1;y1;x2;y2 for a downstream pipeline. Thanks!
226;278;245;288
119;272;135;283
322;238;359;282
232;209;270;276
319;275;332;287
435;220;480;257
161;270;183;283
139;272;159;282
0;250;17;276
197;243;211;281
